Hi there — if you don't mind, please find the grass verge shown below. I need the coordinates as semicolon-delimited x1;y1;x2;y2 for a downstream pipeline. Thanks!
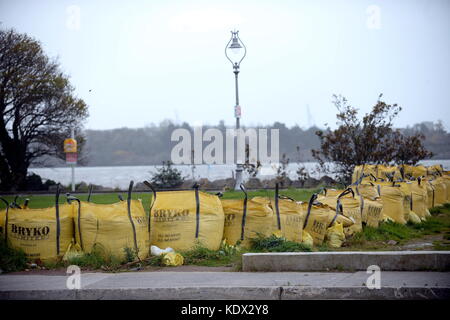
342;203;450;250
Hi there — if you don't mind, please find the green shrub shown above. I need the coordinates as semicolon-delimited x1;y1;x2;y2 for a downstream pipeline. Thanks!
150;161;185;189
0;240;27;273
250;234;312;252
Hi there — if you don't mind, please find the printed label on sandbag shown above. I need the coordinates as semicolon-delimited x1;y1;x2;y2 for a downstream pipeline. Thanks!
153;209;190;222
9;224;51;240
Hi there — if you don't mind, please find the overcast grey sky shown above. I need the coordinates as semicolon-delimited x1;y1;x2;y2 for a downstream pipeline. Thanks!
1;0;449;130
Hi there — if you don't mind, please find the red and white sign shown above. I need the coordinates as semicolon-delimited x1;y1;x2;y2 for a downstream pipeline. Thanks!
66;152;78;165
235;105;241;118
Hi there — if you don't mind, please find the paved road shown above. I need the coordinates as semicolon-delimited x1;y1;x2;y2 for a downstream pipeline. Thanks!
1;271;449;299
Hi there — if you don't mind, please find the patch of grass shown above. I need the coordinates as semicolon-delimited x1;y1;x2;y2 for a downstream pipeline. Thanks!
345;221;420;248
123;246;137;263
432;240;450;251
144;255;164;267
67;247;122;271
180;242;242;267
0;188;320;213
411;218;450;235
316;243;331;252
429;203;450;214
42;259;66;270
0;239;27;273
0;193;152;211
219;188;319;202
250;235;312;252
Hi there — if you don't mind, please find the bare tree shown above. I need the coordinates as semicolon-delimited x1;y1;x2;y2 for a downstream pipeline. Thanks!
392;130;433;165
0;28;88;190
312;94;432;184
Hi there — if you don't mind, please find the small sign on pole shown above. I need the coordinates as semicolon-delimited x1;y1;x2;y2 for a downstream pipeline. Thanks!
65;152;78;165
234;105;241;118
64;132;77;192
64;138;77;153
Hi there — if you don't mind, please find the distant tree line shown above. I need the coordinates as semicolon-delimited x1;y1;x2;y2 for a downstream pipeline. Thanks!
33;118;449;168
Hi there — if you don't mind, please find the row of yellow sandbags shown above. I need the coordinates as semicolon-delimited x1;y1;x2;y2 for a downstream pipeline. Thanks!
218;185;355;249
3;173;447;262
0;182;149;262
352;163;448;184
0;182;353;261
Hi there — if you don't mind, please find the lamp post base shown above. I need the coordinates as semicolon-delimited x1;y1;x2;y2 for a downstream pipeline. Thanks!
234;164;244;190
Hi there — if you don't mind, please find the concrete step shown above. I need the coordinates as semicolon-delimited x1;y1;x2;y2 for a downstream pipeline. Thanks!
242;251;450;272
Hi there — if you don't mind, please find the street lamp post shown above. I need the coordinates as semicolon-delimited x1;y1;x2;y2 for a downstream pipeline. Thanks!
225;30;247;190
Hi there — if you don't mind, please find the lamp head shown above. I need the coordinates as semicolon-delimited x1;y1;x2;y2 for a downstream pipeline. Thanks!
225;30;246;69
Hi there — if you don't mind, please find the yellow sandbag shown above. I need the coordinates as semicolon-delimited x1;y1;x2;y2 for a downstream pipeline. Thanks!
0;209;5;239
221;197;273;248
353;183;379;200
301;194;345;246
427;164;443;176
6;198;74;261
252;187;305;243
360;164;378;182
411;165;427;178
63;240;83;261
352;165;363;184
361;197;384;228
352;164;379;184
301;230;314;247
424;180;435;209
74;182;149;261
431;177;447;206
408;211;422;224
411;180;430;220
319;189;362;237
149;185;224;251
321;188;345;198
352;183;383;227
272;197;304;243
162;252;184;266
325;222;345;248
443;175;450;202
377;184;406;224
301;202;331;245
397;182;415;222
377;165;402;181
399;164;427;179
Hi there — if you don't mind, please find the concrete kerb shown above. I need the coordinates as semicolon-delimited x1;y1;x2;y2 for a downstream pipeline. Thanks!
1;286;449;300
242;251;450;272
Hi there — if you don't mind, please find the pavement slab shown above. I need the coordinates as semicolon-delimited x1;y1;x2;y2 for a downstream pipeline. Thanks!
1;271;449;300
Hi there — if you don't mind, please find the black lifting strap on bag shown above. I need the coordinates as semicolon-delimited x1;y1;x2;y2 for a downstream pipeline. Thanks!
193;183;200;238
0;197;9;241
55;184;61;255
66;194;83;250
337;187;354;200
336;187;358;220
359;194;365;216
274;183;281;230
126;181;139;257
303;193;318;229
239;184;248;241
143;181;156;233
329;198;343;228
